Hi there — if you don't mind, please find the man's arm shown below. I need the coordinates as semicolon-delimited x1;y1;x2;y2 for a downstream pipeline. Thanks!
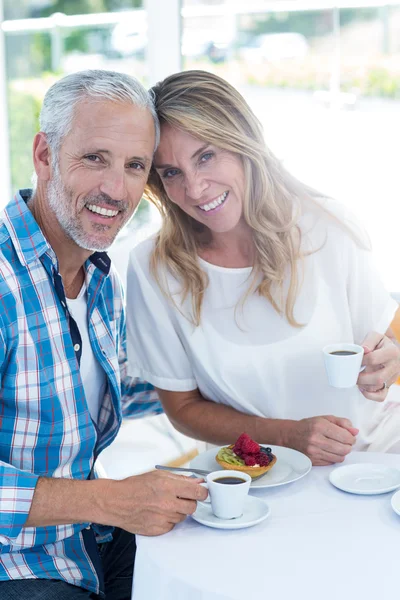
25;477;105;527
0;329;40;540
0;326;203;540
0;463;40;540
25;471;207;537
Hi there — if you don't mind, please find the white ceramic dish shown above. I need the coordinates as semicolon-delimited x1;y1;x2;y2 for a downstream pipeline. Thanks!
391;489;400;516
190;445;311;489
191;495;270;530
329;463;400;495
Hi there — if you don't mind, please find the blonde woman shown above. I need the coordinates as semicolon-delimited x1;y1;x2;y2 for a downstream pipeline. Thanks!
126;70;400;465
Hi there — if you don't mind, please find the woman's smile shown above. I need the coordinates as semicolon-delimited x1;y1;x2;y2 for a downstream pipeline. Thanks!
197;191;229;214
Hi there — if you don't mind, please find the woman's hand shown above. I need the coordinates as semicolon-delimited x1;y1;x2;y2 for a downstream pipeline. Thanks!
357;330;400;401
283;416;358;466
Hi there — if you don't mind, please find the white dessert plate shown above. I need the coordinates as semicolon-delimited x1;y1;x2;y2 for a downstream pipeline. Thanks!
190;445;311;489
391;489;400;516
191;495;270;530
329;463;400;495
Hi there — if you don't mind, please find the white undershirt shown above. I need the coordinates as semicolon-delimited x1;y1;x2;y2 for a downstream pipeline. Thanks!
66;283;106;424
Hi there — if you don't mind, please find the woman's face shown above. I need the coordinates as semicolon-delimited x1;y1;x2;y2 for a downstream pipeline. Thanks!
154;124;246;235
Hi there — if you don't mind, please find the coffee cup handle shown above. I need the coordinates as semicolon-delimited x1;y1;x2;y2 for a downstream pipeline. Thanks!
198;482;211;505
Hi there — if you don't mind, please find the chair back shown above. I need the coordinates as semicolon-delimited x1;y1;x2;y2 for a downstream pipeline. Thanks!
390;306;400;385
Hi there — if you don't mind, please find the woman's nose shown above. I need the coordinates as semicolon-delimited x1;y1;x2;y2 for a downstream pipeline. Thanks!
184;173;209;200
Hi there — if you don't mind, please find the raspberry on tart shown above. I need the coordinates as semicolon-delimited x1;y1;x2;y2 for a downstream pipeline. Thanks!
216;433;277;479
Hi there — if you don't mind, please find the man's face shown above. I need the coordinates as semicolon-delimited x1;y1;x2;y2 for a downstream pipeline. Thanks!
47;99;155;252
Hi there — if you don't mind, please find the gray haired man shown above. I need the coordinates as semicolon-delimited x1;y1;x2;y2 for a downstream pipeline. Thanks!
0;70;206;599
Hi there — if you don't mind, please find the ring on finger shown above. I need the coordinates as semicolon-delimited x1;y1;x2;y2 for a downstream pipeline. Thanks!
377;381;389;392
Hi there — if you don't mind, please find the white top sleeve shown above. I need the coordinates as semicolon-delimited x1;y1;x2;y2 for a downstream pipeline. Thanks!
306;199;398;343
343;235;398;344
126;240;197;392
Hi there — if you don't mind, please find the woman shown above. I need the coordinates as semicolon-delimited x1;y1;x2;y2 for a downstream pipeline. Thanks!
126;70;400;465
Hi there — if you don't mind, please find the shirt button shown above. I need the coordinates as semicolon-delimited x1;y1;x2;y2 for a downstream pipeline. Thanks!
74;343;81;352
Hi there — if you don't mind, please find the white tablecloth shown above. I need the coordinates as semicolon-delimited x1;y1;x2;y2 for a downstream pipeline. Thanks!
132;452;400;600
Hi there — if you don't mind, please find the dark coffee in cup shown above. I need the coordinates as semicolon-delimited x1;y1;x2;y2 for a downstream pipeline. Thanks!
323;343;364;388
214;476;246;485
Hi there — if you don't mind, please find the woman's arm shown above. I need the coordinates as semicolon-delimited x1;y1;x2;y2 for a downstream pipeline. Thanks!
157;388;358;466
158;388;288;446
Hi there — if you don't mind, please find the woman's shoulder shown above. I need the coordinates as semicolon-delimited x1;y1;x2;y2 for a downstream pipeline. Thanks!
128;235;158;273
299;197;370;252
128;234;179;295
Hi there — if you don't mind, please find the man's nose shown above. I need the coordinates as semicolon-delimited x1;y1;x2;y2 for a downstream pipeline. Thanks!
100;169;127;201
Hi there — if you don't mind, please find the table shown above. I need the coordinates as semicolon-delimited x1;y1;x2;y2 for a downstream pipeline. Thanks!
132;452;400;600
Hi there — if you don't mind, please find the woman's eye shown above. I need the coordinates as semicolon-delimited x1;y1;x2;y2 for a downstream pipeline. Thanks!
200;151;214;163
161;168;180;179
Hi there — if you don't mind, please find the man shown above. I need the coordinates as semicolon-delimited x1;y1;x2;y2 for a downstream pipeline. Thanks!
0;70;206;599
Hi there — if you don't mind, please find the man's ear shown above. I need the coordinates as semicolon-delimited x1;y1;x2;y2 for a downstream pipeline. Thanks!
33;132;53;182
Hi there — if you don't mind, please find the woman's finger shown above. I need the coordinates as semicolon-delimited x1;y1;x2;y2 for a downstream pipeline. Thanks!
358;368;388;388
362;345;398;369
309;446;347;464
359;387;388;402
361;331;386;353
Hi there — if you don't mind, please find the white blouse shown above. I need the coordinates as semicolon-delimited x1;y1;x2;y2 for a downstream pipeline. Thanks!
126;203;399;452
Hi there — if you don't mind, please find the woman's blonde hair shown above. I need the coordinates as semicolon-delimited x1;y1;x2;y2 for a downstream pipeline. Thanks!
144;70;360;326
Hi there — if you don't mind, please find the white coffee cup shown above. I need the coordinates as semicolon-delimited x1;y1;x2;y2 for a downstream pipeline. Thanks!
323;343;365;388
199;470;251;519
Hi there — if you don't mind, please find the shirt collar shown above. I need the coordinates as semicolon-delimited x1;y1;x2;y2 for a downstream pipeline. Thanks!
2;190;111;275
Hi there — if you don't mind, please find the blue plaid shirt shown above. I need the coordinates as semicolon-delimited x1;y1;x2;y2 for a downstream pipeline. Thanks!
0;191;162;595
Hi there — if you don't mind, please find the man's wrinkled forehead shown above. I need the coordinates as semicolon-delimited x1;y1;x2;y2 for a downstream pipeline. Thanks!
61;98;156;156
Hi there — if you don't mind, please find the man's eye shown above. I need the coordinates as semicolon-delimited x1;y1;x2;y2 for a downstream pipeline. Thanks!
129;162;145;170
161;168;180;179
85;154;101;162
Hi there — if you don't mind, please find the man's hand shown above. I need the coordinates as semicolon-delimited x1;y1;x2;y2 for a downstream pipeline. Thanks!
283;415;358;466
101;470;208;536
358;331;400;402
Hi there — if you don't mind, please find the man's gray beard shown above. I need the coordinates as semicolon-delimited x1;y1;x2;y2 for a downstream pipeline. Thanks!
46;168;121;252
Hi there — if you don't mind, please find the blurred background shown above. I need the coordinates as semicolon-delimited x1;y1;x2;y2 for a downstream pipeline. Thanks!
1;0;399;475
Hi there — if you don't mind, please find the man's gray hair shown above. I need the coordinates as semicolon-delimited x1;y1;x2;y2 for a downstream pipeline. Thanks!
40;69;159;159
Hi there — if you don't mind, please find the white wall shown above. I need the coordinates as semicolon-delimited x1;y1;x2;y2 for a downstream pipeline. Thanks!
145;0;182;86
0;0;11;203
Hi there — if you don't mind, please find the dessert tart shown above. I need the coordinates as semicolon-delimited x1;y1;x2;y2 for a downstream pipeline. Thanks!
216;433;277;479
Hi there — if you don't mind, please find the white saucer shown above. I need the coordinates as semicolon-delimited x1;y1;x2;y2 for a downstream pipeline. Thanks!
191;495;270;530
329;463;400;495
190;445;311;489
391;489;400;516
